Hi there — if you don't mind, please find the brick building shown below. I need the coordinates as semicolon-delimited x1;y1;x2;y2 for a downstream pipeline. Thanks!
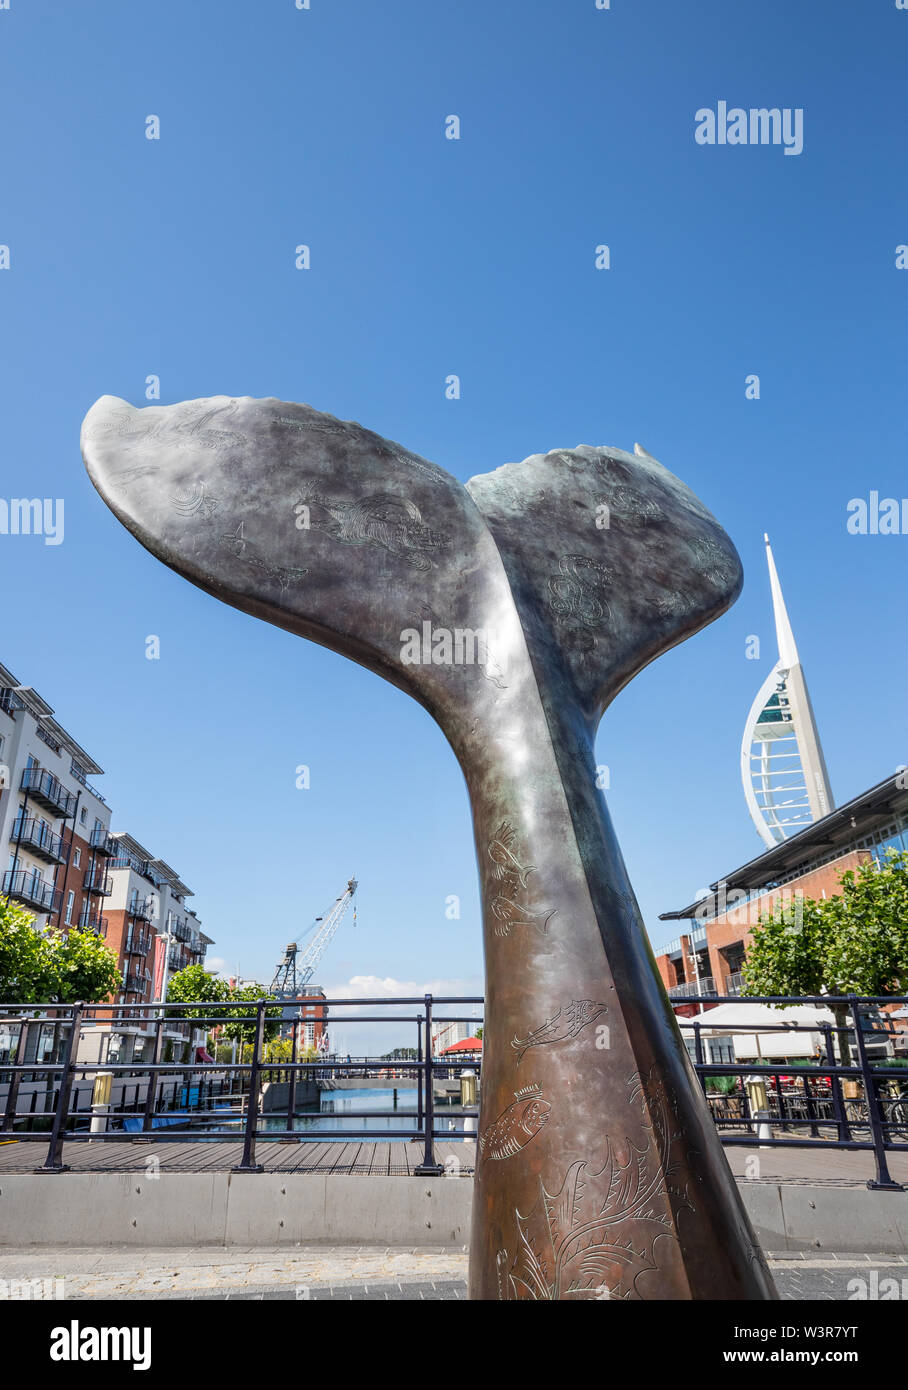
656;769;908;1012
0;663;213;1026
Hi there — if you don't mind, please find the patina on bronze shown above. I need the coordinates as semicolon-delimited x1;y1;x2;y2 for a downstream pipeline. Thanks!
81;394;777;1301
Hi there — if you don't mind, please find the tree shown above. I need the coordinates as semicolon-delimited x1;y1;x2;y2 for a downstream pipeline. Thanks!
743;849;908;1062
0;895;57;1003
48;928;121;1003
166;964;230;1028
0;897;119;1004
166;969;281;1046
220;983;282;1046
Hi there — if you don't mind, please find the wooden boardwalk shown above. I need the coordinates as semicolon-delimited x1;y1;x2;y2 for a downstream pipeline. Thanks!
0;1138;475;1176
0;1137;905;1185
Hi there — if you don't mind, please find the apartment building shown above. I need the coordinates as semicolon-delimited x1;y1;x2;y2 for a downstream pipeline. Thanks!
0;663;213;1023
106;832;210;1006
0;663;113;940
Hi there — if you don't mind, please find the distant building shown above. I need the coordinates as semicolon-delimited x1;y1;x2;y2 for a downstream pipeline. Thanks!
106;832;209;1006
284;987;327;1051
0;663;113;939
0;662;213;1032
741;537;835;846
656;768;908;1017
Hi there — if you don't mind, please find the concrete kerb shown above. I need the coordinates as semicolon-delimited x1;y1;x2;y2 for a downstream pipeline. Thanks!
0;1172;905;1253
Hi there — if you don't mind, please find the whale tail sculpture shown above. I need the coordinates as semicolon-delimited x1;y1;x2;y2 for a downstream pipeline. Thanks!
82;394;777;1301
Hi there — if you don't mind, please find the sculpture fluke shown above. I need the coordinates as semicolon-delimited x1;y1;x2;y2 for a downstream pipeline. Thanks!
82;394;775;1301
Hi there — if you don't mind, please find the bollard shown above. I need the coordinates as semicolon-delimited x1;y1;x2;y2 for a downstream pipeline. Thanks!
89;1071;113;1142
745;1075;773;1145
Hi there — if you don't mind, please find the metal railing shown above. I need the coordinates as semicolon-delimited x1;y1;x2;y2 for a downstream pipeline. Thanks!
668;977;715;999
10;817;66;864
77;907;108;936
0;995;485;1175
1;994;905;1186
20;765;77;818
1;870;61;915
678;993;908;1190
82;867;112;896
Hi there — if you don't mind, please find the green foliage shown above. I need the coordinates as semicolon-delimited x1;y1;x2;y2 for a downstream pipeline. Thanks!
165;969;281;1044
704;1075;738;1094
742;895;831;999
49;927;121;1003
0;896;119;1004
0;895;57;1003
743;851;908;999
743;851;908;1064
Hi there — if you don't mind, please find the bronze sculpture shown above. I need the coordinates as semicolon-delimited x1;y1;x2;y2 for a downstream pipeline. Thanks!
81;394;777;1300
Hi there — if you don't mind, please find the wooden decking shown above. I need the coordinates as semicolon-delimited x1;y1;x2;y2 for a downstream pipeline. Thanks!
0;1138;475;1176
0;1137;905;1185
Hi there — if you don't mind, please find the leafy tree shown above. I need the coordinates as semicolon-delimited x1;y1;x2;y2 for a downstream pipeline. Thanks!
49;928;121;1003
0;897;119;1004
166;964;230;1029
0;895;57;1003
220;983;282;1046
167;969;282;1046
743;849;908;1062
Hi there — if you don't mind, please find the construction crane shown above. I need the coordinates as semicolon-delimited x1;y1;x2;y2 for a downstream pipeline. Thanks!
270;877;357;1000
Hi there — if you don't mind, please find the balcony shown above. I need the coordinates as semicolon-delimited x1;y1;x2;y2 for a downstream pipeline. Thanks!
20;765;77;818
89;826;114;855
123;974;148;996
128;895;155;923
10;817;66;865
0;687;24;717
171;920;193;943
668;978;716;1000
126;934;153;956
2;869;61;915
77;906;108;937
725;972;747;997
83;867;113;897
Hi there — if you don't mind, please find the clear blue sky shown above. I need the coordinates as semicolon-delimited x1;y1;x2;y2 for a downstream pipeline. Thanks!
1;2;906;1023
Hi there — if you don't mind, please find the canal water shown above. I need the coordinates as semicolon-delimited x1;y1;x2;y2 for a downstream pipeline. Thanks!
274;1085;424;1136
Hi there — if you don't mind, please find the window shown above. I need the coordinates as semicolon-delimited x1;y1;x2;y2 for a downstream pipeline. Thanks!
72;848;81;868
79;807;87;825
64;891;75;925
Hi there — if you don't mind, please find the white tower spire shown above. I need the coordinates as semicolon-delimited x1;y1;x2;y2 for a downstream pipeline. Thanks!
741;539;834;848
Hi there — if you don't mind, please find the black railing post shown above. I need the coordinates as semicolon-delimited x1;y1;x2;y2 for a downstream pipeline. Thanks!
232;1001;265;1173
851;996;904;1191
416;1017;423;1133
37;1003;82;1172
287;1012;299;1133
142;1014;165;1132
824;1021;852;1143
414;995;443;1176
2;1014;30;1132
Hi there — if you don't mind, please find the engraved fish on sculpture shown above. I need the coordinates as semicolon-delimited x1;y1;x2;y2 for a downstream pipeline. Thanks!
489;894;556;938
488;821;534;889
511;999;609;1064
479;1084;551;1160
296;480;450;570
